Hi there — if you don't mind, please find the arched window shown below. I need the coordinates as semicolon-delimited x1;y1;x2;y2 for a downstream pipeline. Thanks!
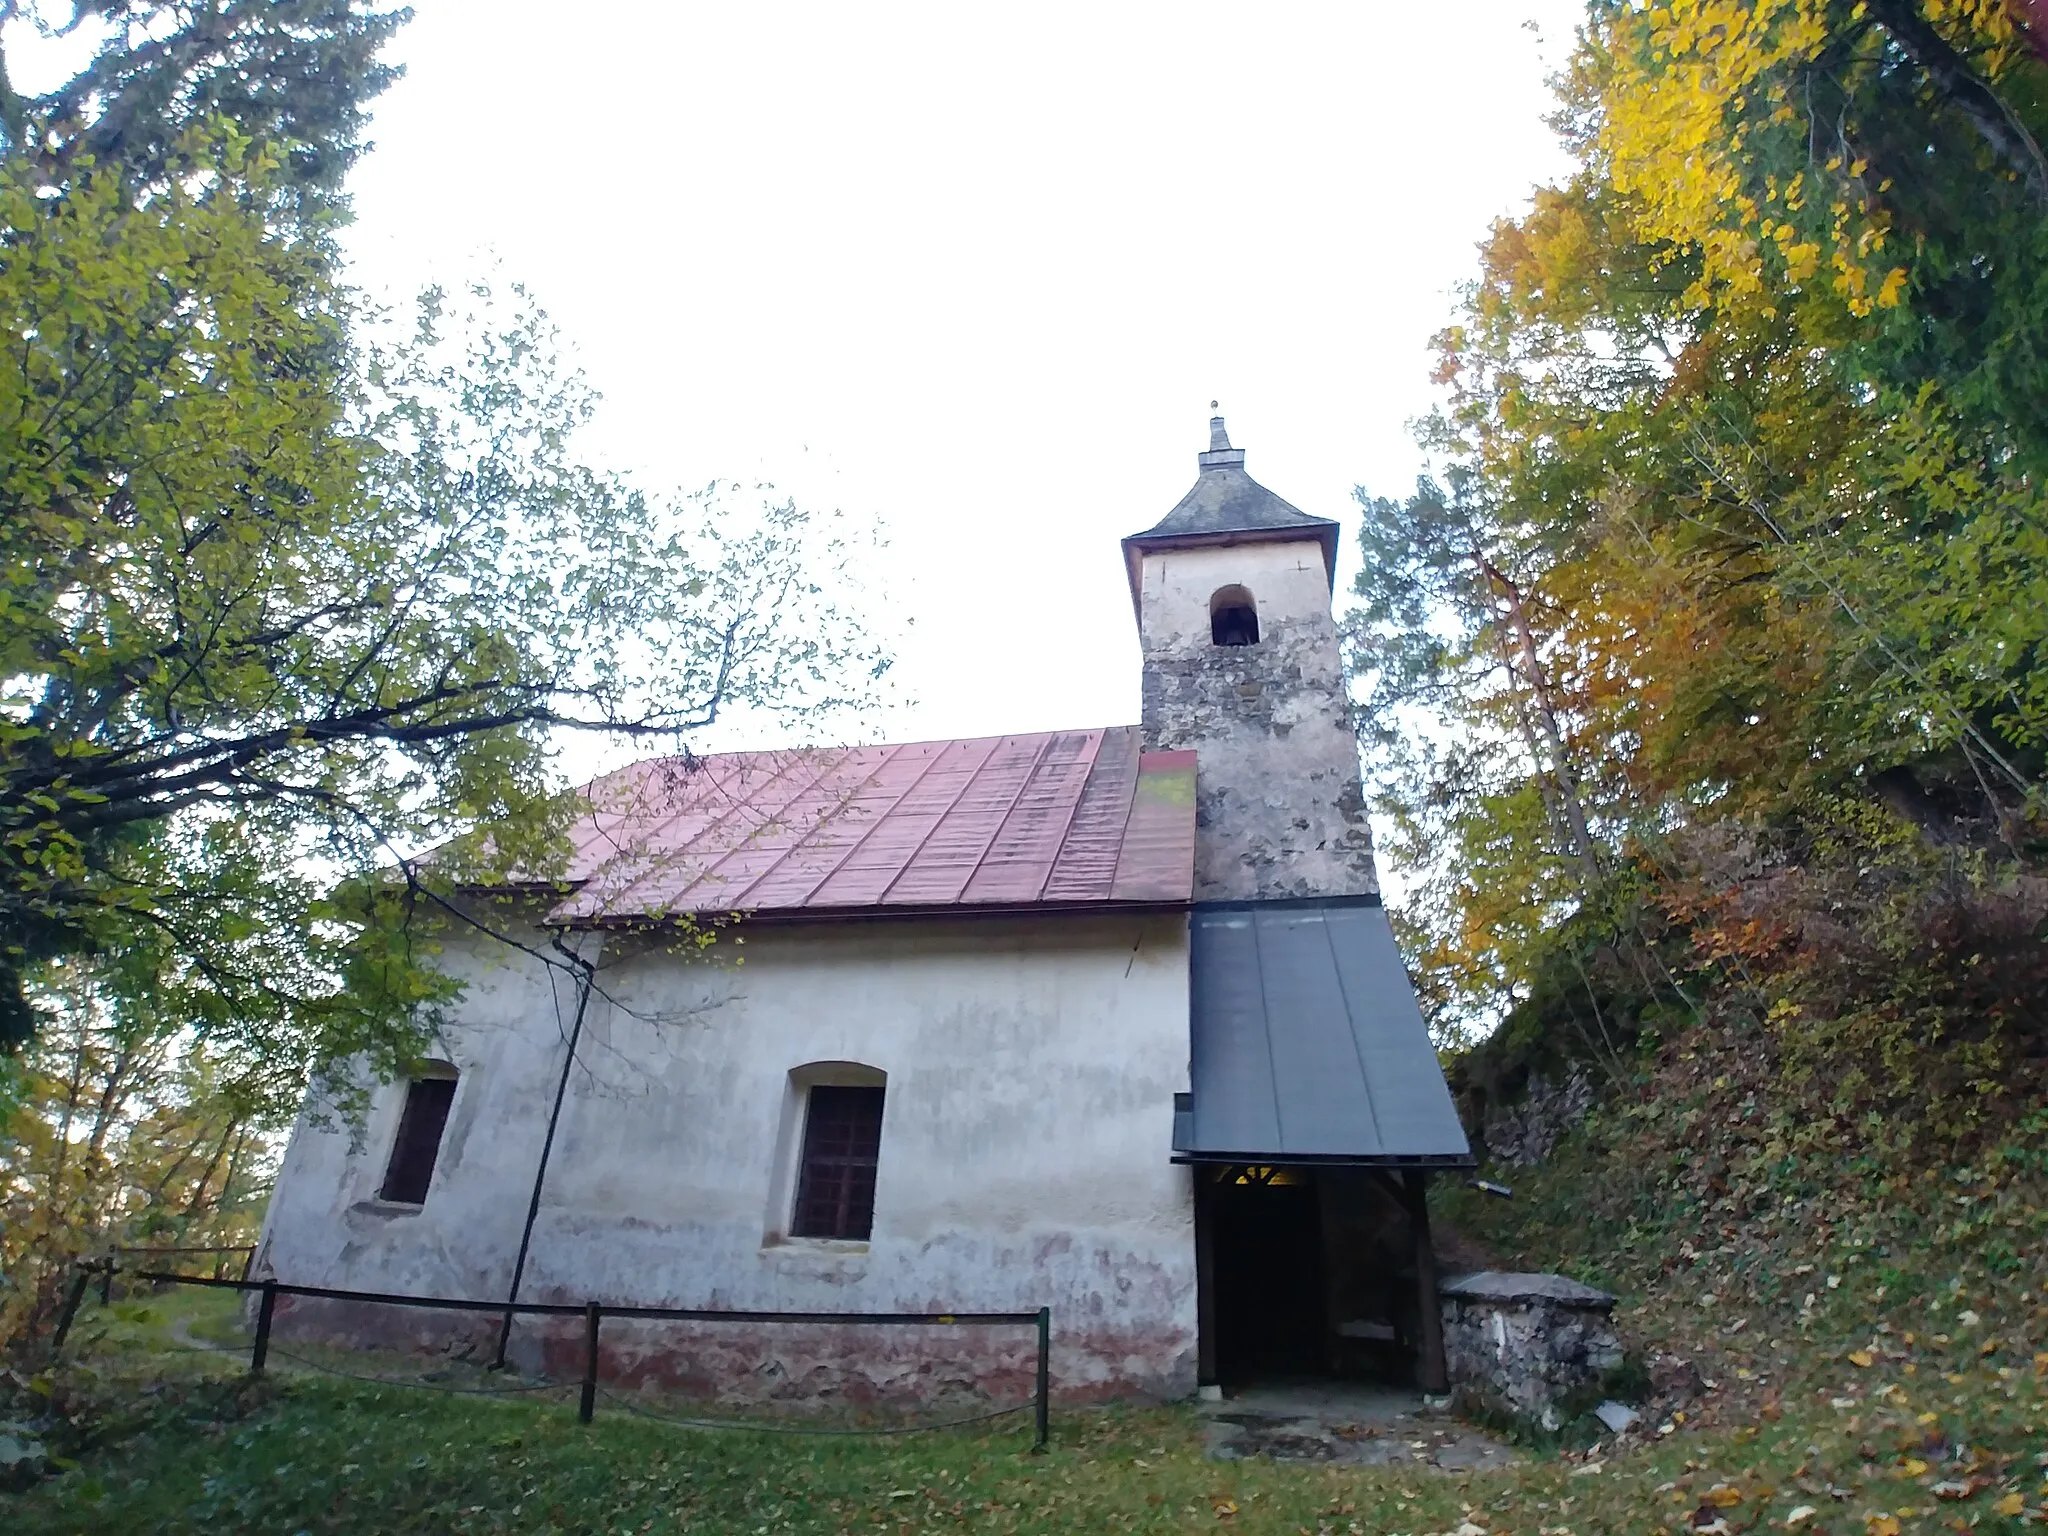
1210;585;1259;647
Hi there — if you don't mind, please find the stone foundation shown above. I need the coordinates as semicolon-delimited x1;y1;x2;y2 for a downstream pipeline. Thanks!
1439;1271;1621;1430
264;1294;1189;1405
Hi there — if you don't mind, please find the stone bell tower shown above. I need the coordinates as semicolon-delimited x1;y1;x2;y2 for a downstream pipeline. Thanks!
1121;413;1379;901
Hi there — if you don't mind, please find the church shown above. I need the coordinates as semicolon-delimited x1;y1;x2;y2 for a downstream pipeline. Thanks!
254;416;1473;1401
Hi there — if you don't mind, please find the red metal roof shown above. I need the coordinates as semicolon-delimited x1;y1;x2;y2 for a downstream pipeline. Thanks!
545;727;1195;925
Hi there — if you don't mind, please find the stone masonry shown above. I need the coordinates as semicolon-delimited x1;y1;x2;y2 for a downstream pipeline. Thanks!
1125;421;1381;903
1139;580;1379;900
1438;1271;1623;1431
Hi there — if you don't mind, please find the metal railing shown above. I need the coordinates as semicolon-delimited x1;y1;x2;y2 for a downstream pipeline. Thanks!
55;1265;1053;1450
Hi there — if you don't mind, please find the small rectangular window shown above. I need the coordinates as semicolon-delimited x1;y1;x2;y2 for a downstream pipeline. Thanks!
790;1084;884;1240
380;1073;457;1204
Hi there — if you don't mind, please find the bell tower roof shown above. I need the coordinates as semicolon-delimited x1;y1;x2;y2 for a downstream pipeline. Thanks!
1121;411;1339;616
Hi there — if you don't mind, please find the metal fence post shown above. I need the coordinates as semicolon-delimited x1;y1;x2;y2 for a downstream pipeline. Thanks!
99;1259;115;1306
250;1279;277;1376
50;1268;92;1354
579;1303;601;1425
1033;1306;1051;1453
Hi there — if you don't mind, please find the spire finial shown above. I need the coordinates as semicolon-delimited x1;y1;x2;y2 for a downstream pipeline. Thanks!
1201;404;1242;468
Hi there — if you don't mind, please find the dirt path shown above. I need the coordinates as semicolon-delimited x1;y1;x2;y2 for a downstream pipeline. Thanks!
1199;1381;1517;1469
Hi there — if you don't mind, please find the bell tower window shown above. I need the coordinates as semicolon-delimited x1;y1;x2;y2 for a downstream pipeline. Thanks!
1210;585;1259;647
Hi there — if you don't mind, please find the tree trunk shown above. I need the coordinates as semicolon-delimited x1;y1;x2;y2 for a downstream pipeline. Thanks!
1469;545;1604;883
47;991;90;1231
2009;0;2048;65
1868;0;2048;206
181;1120;241;1219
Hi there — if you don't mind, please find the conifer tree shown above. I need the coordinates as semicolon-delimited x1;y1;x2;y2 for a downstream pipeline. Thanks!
0;0;407;217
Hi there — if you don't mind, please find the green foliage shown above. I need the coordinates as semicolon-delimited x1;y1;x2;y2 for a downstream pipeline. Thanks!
0;139;885;1074
1;953;282;1346
1350;0;2048;1069
0;0;408;219
1437;976;2048;1519
1;0;414;1059
0;0;887;1300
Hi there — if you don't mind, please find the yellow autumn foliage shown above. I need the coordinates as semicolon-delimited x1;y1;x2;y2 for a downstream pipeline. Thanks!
1586;0;2025;317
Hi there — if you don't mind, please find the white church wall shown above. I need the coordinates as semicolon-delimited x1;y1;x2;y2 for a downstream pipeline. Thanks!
257;906;1197;1400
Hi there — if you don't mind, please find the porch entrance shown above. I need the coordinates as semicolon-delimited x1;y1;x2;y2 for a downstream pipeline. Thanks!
1206;1166;1325;1381
1194;1163;1447;1392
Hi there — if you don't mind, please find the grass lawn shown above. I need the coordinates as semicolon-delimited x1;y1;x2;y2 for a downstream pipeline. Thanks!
5;1290;2044;1533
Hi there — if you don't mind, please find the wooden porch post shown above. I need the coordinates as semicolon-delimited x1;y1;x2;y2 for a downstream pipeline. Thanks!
1193;1169;1218;1385
1403;1168;1448;1394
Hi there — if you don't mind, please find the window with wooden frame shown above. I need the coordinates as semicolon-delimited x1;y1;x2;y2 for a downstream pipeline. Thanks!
790;1084;885;1241
379;1068;458;1205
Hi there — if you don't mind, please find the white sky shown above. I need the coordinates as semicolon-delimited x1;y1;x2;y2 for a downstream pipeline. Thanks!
336;0;1584;762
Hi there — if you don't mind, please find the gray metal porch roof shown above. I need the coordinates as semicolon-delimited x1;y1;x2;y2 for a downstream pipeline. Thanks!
1174;897;1473;1167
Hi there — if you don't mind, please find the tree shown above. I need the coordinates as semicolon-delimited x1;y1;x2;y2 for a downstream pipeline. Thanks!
1;6;889;1073
1;952;275;1344
0;141;885;1071
1350;0;2048;1062
1561;0;2048;821
0;3;888;1358
0;0;407;217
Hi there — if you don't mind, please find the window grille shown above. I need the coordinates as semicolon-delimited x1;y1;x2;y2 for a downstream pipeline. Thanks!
791;1084;884;1240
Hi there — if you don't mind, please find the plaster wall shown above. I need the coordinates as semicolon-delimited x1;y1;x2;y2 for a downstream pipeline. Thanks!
1136;540;1378;900
258;908;1197;1400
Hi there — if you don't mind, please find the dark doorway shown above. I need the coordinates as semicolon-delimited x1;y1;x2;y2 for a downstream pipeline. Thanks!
1205;1166;1326;1382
